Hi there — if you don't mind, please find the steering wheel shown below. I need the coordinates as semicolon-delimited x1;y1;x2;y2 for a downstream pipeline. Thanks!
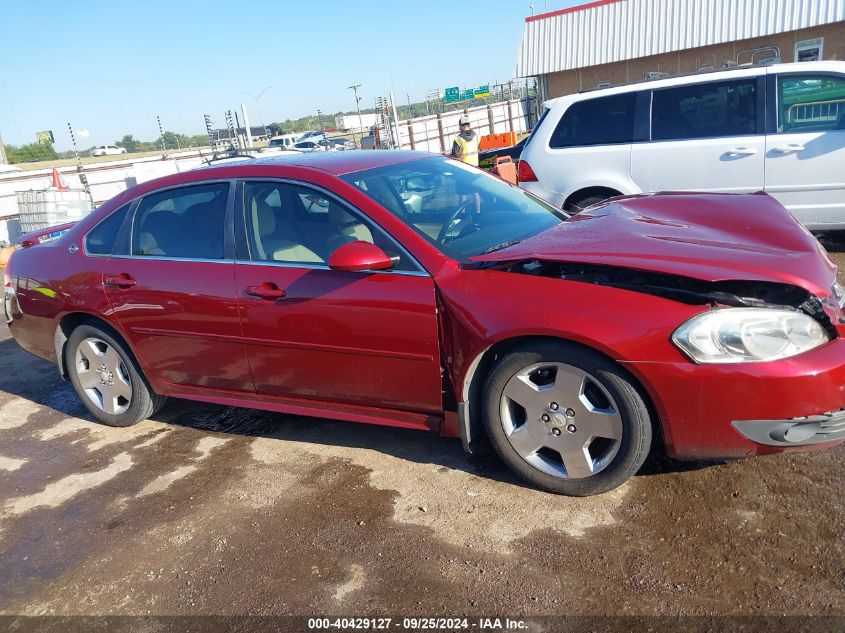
437;201;477;244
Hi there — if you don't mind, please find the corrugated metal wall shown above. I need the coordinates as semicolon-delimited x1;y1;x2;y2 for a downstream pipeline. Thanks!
516;0;845;77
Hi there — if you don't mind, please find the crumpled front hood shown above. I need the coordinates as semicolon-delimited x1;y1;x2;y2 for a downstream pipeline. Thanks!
471;192;836;296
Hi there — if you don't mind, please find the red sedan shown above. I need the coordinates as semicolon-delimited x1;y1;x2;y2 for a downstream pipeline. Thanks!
4;151;845;495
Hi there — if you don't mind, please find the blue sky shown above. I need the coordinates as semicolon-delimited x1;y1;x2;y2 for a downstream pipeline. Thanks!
0;0;581;150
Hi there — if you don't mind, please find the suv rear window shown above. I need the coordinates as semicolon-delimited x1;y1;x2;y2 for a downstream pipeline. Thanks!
549;92;636;148
651;78;757;141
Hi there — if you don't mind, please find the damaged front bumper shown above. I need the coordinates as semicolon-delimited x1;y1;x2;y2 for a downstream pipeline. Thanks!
732;410;845;447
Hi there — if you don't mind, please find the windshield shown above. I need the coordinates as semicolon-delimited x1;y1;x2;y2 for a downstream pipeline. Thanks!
340;156;565;260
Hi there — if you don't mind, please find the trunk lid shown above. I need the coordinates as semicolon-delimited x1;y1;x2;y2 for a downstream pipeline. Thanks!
472;192;836;296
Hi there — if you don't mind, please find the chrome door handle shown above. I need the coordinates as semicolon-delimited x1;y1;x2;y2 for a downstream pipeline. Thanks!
726;147;758;156
772;145;805;153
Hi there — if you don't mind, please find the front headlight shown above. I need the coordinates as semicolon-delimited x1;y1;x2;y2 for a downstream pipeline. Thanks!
672;308;830;364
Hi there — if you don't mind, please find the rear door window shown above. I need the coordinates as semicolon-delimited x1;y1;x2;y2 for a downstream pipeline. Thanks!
549;92;636;148
651;78;758;141
777;74;845;133
131;183;229;259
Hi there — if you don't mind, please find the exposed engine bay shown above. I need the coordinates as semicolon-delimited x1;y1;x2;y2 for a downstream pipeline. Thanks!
505;260;840;338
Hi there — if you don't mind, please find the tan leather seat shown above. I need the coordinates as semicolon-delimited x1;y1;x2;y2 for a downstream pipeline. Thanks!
136;211;181;256
251;198;322;263
326;204;373;255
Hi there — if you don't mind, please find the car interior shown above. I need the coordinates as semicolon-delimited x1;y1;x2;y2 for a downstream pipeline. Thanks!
244;183;390;265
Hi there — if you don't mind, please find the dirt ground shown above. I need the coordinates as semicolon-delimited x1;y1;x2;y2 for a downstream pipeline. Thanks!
0;248;843;628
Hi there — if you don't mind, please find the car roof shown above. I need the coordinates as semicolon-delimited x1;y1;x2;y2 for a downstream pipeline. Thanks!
197;149;434;176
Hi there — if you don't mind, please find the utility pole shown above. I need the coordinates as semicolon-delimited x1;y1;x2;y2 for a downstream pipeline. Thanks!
389;92;401;149
0;131;7;164
241;103;253;149
67;122;93;203
156;115;168;155
347;83;364;135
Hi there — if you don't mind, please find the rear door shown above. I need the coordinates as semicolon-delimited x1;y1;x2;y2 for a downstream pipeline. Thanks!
764;71;845;229
233;179;443;414
631;76;765;193
102;181;254;392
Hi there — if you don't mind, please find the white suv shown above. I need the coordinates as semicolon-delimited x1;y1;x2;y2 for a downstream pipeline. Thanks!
518;61;845;230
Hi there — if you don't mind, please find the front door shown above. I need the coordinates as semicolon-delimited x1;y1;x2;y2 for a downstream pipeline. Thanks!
102;181;253;392
764;72;845;229
632;76;765;194
233;180;443;413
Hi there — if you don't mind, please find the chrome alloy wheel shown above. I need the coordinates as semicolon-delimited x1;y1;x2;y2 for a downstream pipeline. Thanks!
74;337;133;415
499;362;623;479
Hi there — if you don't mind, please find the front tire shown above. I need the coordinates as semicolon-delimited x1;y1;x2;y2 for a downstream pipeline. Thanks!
482;341;652;496
66;324;166;427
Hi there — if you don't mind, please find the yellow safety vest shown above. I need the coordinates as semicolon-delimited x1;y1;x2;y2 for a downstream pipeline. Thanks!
453;133;479;167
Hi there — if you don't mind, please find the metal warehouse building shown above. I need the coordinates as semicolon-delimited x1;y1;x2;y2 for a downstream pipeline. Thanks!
517;0;845;100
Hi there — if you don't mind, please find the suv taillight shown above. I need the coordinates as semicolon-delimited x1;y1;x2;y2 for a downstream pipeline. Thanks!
517;160;538;183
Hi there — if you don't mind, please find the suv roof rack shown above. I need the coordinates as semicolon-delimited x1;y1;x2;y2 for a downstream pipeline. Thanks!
576;60;781;95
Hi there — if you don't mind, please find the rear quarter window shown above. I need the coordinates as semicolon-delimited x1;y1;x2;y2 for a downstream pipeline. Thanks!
85;204;130;256
549;92;636;148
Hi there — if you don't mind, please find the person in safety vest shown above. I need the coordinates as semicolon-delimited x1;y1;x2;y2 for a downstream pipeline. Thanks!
451;115;479;166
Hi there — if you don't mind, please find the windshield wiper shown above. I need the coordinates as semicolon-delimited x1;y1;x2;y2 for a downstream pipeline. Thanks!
479;239;522;255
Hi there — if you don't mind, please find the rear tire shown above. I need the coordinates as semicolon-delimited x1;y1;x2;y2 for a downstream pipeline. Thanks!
66;324;166;427
566;193;615;213
482;341;652;496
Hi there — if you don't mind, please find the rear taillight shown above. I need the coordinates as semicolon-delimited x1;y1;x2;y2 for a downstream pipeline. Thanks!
517;160;538;183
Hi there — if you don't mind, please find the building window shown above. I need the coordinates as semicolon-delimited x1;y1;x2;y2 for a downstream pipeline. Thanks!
651;79;757;141
795;38;824;63
549;92;636;148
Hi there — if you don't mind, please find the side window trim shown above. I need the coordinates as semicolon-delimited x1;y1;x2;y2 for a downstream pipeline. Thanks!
765;73;777;135
755;75;767;136
634;90;651;142
123;180;235;262
235;177;428;275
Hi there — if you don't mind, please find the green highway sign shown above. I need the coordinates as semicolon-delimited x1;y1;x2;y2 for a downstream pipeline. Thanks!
444;85;490;103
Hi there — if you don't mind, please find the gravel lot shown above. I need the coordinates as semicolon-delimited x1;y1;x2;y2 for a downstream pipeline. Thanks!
0;249;843;625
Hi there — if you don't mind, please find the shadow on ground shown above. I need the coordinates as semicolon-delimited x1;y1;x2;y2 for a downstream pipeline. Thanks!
0;335;715;487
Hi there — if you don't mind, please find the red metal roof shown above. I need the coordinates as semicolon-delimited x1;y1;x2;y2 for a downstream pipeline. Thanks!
525;0;623;23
